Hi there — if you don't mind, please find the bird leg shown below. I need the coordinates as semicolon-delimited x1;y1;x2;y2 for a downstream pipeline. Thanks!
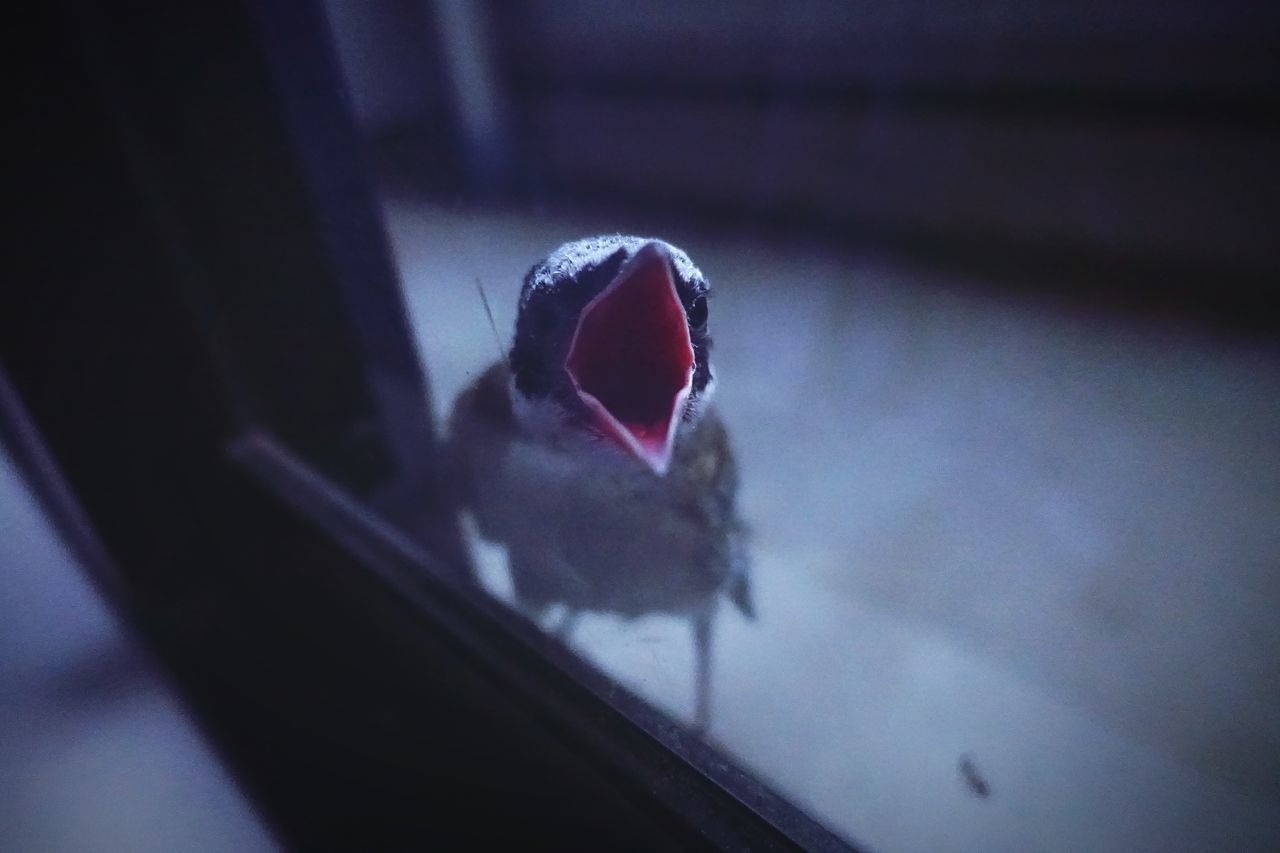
691;607;714;733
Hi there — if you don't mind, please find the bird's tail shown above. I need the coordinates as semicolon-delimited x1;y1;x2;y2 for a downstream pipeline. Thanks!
728;573;756;619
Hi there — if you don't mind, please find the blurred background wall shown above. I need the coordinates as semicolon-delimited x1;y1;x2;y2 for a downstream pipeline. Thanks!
323;0;1279;322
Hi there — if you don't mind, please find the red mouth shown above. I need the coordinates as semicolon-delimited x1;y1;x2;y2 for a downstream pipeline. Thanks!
564;243;695;475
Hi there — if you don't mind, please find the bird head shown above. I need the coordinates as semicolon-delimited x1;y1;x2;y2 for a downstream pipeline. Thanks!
509;236;714;475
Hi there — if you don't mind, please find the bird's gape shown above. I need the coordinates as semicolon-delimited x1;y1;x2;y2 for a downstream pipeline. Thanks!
564;243;695;475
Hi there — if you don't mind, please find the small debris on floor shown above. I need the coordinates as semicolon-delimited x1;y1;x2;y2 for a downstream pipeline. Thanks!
959;754;991;798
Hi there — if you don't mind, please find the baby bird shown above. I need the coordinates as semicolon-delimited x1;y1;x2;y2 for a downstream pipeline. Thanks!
447;236;752;730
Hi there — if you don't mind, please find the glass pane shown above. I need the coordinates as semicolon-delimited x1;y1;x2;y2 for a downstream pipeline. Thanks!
313;3;1279;851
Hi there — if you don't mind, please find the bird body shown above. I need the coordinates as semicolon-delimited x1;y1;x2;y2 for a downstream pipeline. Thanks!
449;361;748;620
446;236;751;728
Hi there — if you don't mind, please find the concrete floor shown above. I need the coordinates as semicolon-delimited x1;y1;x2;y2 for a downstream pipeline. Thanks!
0;448;276;852
382;194;1280;853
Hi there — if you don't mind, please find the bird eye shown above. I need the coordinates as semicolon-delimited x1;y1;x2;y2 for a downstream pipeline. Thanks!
687;295;708;330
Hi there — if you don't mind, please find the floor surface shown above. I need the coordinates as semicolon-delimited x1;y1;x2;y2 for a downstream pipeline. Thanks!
382;193;1280;853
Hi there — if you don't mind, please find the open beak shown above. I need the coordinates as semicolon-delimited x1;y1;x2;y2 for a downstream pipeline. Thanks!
564;242;695;475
